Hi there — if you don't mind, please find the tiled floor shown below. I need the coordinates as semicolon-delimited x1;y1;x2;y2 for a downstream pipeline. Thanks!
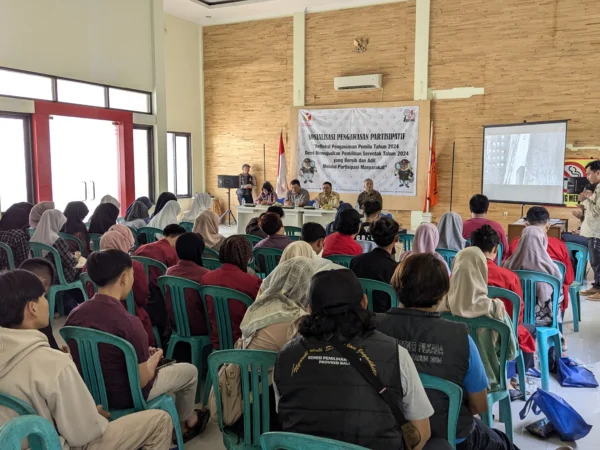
54;257;600;450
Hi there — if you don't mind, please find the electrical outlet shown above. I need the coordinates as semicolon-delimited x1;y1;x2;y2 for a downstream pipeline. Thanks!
503;212;508;216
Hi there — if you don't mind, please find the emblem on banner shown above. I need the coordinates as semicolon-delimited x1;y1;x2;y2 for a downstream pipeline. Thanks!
404;109;416;122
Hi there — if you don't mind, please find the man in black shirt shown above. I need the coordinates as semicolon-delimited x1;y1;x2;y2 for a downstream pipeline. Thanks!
357;200;382;240
350;216;399;312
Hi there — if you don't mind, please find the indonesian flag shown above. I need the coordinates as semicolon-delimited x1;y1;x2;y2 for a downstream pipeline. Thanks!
276;132;288;197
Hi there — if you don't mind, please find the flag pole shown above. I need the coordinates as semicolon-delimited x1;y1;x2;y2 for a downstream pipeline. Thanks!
425;122;433;213
449;141;456;211
263;144;266;183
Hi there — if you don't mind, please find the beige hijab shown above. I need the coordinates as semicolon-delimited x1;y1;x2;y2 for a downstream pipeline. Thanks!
193;210;223;248
281;241;343;271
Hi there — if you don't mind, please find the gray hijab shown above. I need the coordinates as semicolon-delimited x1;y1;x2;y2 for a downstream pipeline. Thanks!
438;212;467;250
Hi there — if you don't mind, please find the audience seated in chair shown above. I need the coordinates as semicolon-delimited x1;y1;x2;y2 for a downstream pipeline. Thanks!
88;203;119;235
148;200;181;230
274;269;442;450
123;200;150;230
65;249;210;441
193;210;226;252
438;247;517;391
62;201;90;255
29;201;54;229
462;195;509;261
438;212;467;251
202;235;261;349
322;209;363;258
246;212;268;239
301;222;326;256
0;205;30;270
402;223;451;275
0;269;173;449
470;225;536;367
376;253;519;450
281;240;342;271
350;217;399;312
182;193;212;222
325;203;353;236
165;232;210;336
254;213;293;251
356;200;382;240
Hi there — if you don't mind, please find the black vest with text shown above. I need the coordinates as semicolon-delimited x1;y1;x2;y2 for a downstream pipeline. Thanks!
275;330;404;450
375;309;473;441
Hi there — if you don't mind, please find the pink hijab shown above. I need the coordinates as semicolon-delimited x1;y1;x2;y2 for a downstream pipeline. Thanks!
100;225;135;253
402;223;450;273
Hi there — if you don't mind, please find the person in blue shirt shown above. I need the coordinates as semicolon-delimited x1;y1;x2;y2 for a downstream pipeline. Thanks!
375;253;519;450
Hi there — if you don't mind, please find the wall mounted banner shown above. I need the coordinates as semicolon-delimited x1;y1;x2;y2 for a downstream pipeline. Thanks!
297;107;420;196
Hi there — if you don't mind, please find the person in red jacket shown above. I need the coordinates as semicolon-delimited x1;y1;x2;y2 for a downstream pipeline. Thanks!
505;207;574;310
470;225;536;367
201;235;261;349
462;194;509;262
322;208;363;257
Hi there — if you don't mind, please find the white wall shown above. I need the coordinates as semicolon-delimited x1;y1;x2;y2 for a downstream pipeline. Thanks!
0;0;155;92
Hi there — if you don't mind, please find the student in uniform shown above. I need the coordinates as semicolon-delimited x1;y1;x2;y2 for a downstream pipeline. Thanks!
152;192;177;219
62;201;90;254
0;205;30;270
254;213;293;251
193;210;226;252
88;203;119;235
438;212;467;251
322;208;364;258
148;200;181;230
29;201;55;229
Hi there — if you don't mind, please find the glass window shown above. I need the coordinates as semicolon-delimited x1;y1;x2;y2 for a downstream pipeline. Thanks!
167;132;191;197
0;115;32;211
0;68;53;101
56;79;106;107
109;88;151;113
133;127;154;200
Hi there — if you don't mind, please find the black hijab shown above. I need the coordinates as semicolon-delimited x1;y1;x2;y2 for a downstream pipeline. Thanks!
88;203;119;234
0;207;30;231
152;192;177;218
7;202;34;217
175;232;205;267
126;201;150;222
63;201;89;235
126;196;152;217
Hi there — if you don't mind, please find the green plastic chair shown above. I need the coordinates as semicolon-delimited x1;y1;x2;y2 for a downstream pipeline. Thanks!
27;228;35;237
209;349;277;449
552;260;566;283
0;242;15;270
199;286;254;351
253;248;283;279
241;234;263;248
284;226;302;237
0;416;62;450
158;276;213;403
496;242;504;265
127;227;140;248
58;232;87;257
88;233;103;252
488;286;527;401
324;254;353;268
436;248;458;270
419;373;463;449
180;222;194;232
203;248;220;259
566;242;589;332
515;270;562;392
59;326;184;449
80;272;134;314
398;234;413;252
441;314;513;442
260;432;368;450
203;258;223;271
358;278;398;312
137;227;164;244
29;242;86;325
0;392;36;416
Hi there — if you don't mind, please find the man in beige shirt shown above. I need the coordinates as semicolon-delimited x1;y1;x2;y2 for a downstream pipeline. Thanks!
315;182;340;208
579;161;600;299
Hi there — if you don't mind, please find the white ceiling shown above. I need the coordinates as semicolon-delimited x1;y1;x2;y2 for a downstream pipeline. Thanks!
163;0;407;26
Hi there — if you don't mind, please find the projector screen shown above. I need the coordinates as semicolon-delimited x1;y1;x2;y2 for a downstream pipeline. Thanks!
482;121;568;205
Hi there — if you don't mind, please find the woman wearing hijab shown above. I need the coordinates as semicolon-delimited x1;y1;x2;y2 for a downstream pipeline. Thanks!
6;202;34;218
31;210;80;283
0;206;30;231
62;201;90;254
202;235;262;349
182;193;212;223
503;226;563;327
148;200;181;230
192;210;225;251
97;226;154;345
438;247;517;391
126;197;153;219
401;223;450;274
438;212;467;251
88;203;119;235
165;232;210;336
281;240;342;271
0;206;31;269
325;202;353;235
123;201;150;230
100;195;121;209
29;201;55;229
152;192;177;219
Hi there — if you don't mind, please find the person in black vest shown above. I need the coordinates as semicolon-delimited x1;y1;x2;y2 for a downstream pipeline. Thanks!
274;269;449;450
375;253;520;450
350;216;399;312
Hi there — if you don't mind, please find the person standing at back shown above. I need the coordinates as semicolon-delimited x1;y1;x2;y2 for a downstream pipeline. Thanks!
579;161;600;299
462;194;508;260
238;164;256;205
350;217;400;312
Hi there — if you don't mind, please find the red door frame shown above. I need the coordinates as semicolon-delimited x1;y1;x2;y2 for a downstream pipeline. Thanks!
32;101;135;216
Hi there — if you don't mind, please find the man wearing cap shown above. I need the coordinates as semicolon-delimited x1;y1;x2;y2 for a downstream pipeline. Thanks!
237;164;256;205
274;269;437;450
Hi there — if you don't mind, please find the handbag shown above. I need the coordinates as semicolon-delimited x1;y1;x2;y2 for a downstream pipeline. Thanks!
328;336;421;449
519;389;592;441
557;357;599;388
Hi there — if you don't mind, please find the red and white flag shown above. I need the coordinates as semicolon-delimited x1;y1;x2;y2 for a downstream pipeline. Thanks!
276;132;288;197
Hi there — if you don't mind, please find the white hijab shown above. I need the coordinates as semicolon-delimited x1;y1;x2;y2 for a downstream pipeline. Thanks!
31;209;67;247
182;193;212;222
100;195;121;209
148;200;181;229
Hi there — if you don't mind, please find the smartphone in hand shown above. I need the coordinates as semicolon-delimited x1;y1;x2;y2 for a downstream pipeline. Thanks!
156;358;176;370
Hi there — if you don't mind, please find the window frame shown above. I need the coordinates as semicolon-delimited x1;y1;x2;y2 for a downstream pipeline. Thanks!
0;112;35;210
133;125;156;203
0;66;152;114
166;131;192;199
